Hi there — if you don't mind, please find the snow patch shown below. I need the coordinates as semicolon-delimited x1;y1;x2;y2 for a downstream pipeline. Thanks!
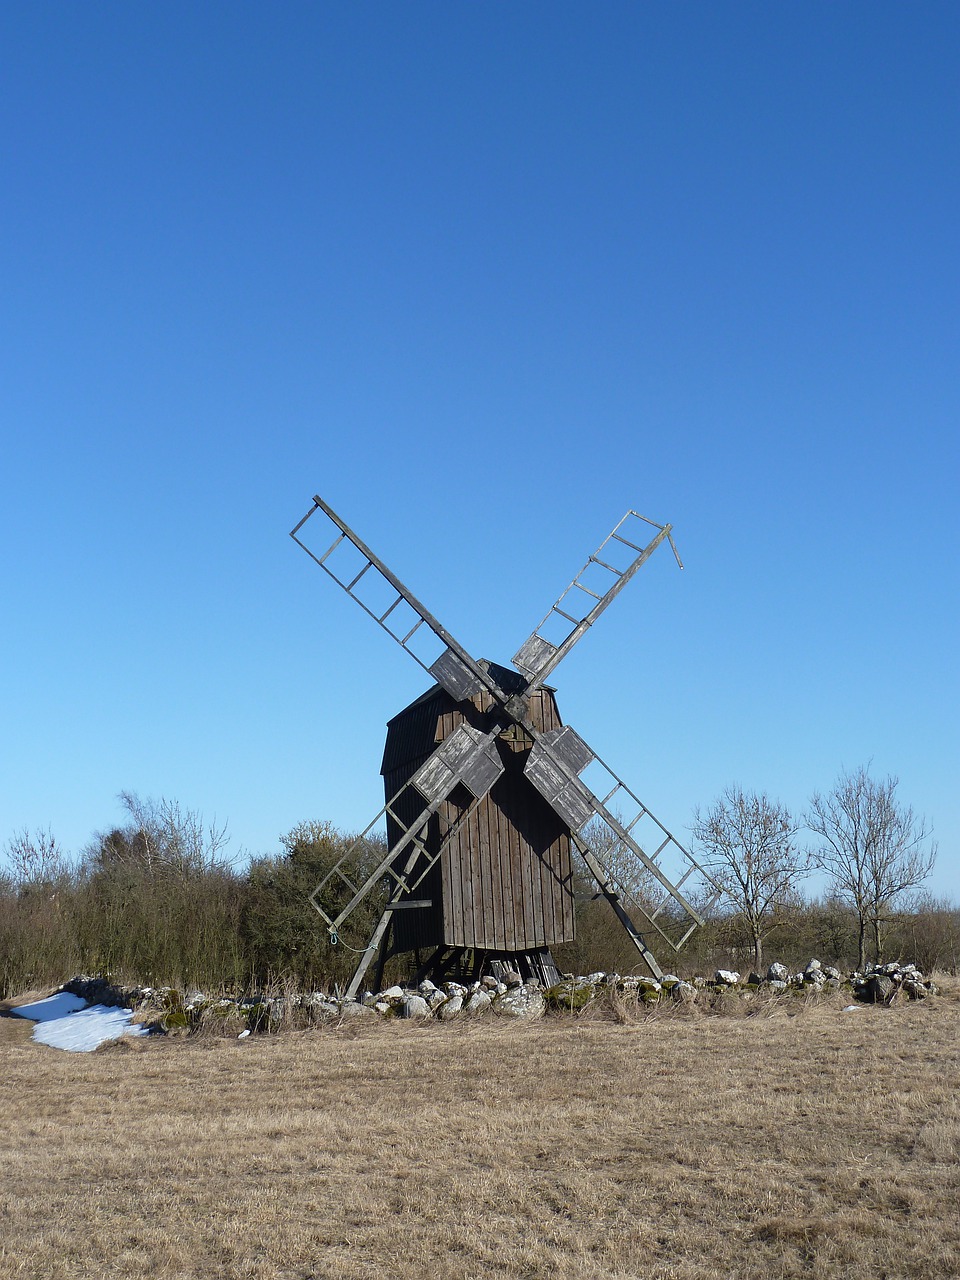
12;993;149;1052
11;991;88;1021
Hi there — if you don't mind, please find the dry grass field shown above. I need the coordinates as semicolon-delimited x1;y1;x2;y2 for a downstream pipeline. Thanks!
1;986;958;1280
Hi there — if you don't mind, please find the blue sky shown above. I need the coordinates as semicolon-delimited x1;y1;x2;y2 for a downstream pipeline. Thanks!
1;4;957;898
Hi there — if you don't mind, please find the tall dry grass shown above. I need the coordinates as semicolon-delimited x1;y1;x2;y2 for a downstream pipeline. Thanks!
0;982;957;1279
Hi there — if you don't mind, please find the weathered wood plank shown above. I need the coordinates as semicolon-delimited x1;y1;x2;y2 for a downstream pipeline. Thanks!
383;669;576;955
479;782;497;949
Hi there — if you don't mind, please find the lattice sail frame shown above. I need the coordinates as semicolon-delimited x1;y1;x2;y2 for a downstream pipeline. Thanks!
308;724;502;934
292;495;723;985
513;510;683;692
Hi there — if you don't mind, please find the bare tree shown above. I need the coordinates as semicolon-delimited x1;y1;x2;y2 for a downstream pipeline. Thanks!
581;813;662;908
691;786;808;970
3;828;70;890
88;792;233;880
806;765;937;969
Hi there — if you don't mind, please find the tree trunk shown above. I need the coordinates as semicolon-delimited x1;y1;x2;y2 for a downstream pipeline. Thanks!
872;915;884;963
752;931;763;972
857;915;867;970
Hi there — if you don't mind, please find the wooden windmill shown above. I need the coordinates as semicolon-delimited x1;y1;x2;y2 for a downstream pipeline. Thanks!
291;496;720;996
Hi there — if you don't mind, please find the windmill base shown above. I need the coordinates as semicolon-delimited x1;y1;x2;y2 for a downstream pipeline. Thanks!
353;927;563;997
410;946;562;989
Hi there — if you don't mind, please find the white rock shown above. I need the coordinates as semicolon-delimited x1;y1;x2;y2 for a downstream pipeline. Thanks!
464;989;493;1015
438;994;463;1020
338;1001;374;1019
307;998;340;1018
402;995;431;1019
492;985;546;1019
714;970;741;985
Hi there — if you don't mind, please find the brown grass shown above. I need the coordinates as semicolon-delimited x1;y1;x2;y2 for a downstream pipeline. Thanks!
1;984;958;1279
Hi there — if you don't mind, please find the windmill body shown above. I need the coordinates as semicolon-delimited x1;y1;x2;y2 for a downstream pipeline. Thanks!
382;664;575;971
291;495;722;995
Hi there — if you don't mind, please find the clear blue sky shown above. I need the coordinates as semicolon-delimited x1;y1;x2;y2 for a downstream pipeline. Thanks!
1;4;957;898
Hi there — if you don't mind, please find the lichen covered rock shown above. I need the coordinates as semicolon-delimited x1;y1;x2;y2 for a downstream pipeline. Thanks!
493;984;546;1019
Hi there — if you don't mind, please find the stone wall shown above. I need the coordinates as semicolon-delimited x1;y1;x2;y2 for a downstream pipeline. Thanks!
58;957;939;1036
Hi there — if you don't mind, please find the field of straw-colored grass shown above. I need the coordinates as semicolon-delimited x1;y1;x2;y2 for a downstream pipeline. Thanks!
1;984;958;1280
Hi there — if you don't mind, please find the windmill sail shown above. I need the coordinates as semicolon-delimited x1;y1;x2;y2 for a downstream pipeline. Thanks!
291;496;509;705
309;724;504;936
524;724;723;954
512;510;683;691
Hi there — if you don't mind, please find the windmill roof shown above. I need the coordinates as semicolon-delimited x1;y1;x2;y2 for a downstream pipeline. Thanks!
380;660;557;776
384;660;554;728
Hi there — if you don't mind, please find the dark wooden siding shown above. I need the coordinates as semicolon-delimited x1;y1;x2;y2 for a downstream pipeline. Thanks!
382;687;446;953
381;669;576;953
